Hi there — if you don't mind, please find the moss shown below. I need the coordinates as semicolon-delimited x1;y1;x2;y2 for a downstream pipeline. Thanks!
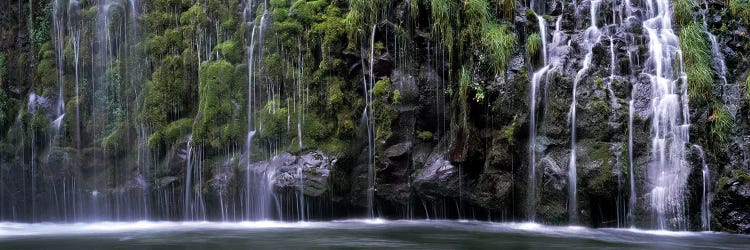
499;115;520;146
216;40;242;63
163;118;194;144
31;110;49;135
679;22;714;105
392;89;401;105
526;32;542;58
482;22;516;74
709;104;734;145
326;78;344;110
194;60;241;148
101;124;125;153
743;75;750;102
417;130;434;141
373;78;391;98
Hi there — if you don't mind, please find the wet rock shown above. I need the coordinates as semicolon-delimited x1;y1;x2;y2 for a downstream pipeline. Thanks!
246;151;335;197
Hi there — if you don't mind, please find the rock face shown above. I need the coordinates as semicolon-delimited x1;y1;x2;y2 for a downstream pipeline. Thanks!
247;151;335;197
715;174;750;233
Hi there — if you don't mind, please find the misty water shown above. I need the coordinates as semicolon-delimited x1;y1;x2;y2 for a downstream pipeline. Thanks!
2;220;750;249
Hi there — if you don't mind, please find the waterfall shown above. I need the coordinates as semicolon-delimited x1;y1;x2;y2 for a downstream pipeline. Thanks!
528;65;549;222
643;0;691;230
694;145;711;231
527;9;550;223
244;0;273;221
52;0;65;120
366;24;377;219
628;100;636;227
569;0;602;224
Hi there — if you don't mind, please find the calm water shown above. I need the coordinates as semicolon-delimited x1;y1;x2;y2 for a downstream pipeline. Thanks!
1;220;748;249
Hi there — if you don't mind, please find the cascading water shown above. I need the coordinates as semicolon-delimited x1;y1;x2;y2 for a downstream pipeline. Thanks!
693;145;711;231
570;0;602;224
528;13;550;222
366;24;377;219
643;0;691;230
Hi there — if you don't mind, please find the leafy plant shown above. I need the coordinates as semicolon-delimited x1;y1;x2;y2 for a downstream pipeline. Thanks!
679;23;714;105
483;22;516;74
709;104;734;145
526;32;542;58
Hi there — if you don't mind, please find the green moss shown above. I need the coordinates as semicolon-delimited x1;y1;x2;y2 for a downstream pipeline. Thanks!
392;89;401;105
743;75;750;102
417;130;434;141
710;104;734;145
102;124;125;153
31;110;49;135
679;23;714;105
327;78;345;110
482;22;516;74
526;32;542;58
180;3;206;26
216;40;242;63
500;115;520;146
194;60;240;148
163;118;194;144
373;78;391;98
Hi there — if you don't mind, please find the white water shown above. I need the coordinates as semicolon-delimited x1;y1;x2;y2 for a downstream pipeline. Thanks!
527;14;551;222
570;0;602;224
643;0;691;230
693;146;711;231
366;24;377;219
628;100;636;227
528;65;549;222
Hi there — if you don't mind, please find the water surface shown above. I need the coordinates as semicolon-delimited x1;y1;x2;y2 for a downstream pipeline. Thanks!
1;220;747;249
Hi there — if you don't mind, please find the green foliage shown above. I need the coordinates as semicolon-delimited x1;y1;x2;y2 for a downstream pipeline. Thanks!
31;110;49;135
464;0;489;25
180;3;207;26
483;22;516;74
216;40;242;63
526;32;542;58
499;115;520;145
163;118;194;145
430;0;454;50
495;0;516;20
730;0;750;25
679;23;714;105
31;2;52;47
417;130;433;141
326;77;345;110
458;66;470;129
144;56;187;133
372;78;396;141
102;124;125;153
673;0;695;26
392;89;401;105
744;75;750;102
710;104;734;145
194;60;241;148
36;42;58;88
